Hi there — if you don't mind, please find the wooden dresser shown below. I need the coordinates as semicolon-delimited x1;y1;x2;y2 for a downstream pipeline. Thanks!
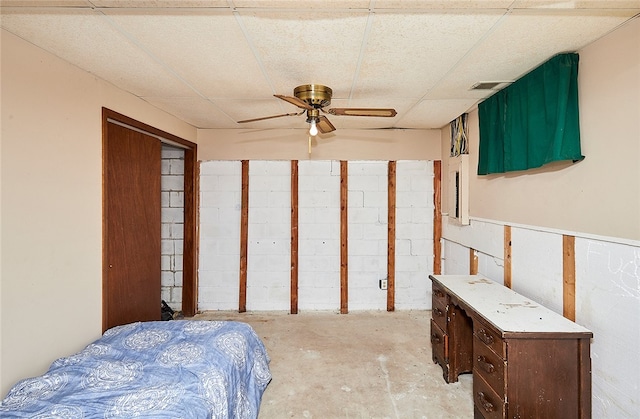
429;275;592;419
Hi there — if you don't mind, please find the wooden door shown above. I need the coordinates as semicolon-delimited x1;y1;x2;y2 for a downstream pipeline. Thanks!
103;121;161;330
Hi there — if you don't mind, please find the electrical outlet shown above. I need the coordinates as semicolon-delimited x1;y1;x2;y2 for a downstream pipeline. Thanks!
379;279;388;290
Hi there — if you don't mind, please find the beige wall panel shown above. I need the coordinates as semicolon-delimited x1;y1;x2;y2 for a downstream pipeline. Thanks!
197;128;442;161
0;29;196;395
441;18;640;241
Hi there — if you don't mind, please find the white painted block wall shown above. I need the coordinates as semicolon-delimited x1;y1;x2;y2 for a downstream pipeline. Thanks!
348;161;388;311
160;145;184;311
198;160;435;312
442;239;470;275
298;160;341;310
247;161;291;310
511;227;563;314
441;218;640;418
395;161;434;309
198;161;242;310
575;238;640;418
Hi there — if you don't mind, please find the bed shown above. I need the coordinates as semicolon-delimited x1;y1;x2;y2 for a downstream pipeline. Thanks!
0;320;272;418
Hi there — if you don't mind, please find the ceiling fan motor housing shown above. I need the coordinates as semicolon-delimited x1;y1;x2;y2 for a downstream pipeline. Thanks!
294;84;332;108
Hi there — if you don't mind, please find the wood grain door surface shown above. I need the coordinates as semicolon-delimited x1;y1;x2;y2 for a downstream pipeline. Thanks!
104;121;161;330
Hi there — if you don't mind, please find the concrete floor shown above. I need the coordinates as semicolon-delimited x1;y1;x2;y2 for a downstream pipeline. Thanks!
192;310;473;419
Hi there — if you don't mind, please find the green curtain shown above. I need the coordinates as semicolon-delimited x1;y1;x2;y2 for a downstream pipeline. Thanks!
477;53;584;175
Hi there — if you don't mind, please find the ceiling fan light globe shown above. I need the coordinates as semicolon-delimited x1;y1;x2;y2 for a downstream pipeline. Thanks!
309;120;319;136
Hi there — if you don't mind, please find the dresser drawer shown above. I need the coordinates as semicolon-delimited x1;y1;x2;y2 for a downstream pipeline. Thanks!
432;282;448;307
473;373;505;419
432;298;447;331
473;320;505;359
430;319;447;369
473;335;505;395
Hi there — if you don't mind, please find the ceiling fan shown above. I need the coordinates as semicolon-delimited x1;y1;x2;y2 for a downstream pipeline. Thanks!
237;84;397;136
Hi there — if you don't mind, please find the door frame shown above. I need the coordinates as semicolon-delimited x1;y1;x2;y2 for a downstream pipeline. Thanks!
102;108;199;330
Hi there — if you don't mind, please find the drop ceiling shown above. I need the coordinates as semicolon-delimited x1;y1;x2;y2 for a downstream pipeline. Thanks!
2;1;639;131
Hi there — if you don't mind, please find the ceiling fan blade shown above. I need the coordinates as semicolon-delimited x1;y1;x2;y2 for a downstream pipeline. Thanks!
237;111;303;124
317;115;336;134
274;94;314;110
327;108;397;117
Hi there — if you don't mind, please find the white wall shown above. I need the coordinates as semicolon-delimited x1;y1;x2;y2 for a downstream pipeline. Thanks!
161;145;185;311
0;30;196;395
298;160;342;310
575;238;640;417
247;160;291;311
197;160;434;312
198;161;243;310
348;161;388;311
395;161;434;309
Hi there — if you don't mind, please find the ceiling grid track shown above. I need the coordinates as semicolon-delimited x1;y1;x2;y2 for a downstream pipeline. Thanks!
347;7;376;104
228;0;281;111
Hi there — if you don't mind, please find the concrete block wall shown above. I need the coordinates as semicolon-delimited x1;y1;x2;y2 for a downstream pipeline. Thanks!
348;161;388;311
198;160;434;312
247;161;291;310
395;161;434;309
198;161;242;310
298;160;341;310
575;238;640;418
441;218;640;418
160;145;184;311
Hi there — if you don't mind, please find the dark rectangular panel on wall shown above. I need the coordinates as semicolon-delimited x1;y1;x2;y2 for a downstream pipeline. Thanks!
387;161;396;311
291;160;299;314
340;161;349;314
239;160;249;313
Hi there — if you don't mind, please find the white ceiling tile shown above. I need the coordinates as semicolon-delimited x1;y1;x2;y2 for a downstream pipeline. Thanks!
1;9;197;97
143;96;234;128
91;0;229;6
428;9;638;101
399;99;478;129
232;0;370;9
236;10;370;96
512;0;640;9
0;1;91;6
352;11;505;99
2;2;638;131
103;9;272;99
371;1;514;10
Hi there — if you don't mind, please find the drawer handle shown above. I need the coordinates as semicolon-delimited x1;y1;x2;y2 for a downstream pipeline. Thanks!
477;328;494;345
477;355;495;374
433;308;444;317
430;333;441;344
476;391;496;413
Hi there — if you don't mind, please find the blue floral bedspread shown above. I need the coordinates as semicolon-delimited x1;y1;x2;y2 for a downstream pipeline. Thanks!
0;320;272;418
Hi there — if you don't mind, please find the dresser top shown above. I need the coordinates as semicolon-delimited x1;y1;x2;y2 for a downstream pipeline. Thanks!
429;275;592;337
